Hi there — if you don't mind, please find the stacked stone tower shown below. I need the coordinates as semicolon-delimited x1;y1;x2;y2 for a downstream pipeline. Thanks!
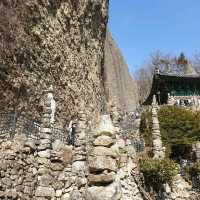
35;86;55;198
151;95;165;159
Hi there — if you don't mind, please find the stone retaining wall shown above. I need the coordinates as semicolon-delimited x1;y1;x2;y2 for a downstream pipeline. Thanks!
0;114;144;200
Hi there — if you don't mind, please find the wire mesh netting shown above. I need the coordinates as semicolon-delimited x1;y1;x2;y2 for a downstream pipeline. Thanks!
0;112;71;144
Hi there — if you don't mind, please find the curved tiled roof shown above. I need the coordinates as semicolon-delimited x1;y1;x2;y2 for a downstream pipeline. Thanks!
159;72;200;78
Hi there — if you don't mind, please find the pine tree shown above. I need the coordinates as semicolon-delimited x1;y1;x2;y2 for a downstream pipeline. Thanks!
177;53;188;66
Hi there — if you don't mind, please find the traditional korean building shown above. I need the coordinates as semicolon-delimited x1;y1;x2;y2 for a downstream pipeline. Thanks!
143;64;200;106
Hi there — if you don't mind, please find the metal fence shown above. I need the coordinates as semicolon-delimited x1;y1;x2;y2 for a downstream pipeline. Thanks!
118;110;145;153
16;114;41;140
0;113;16;138
0;112;71;144
51;127;70;143
131;139;145;152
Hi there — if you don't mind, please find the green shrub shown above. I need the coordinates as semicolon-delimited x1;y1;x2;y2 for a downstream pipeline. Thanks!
158;106;200;158
158;106;200;145
140;158;179;192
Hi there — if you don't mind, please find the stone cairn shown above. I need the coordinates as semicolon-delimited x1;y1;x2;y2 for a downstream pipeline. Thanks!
151;95;165;159
85;114;143;200
71;109;88;199
167;93;175;106
35;86;88;199
193;142;200;161
35;86;55;198
87;115;116;184
38;86;53;158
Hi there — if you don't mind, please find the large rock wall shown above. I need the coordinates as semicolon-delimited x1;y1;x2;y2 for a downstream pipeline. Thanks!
0;0;108;126
104;31;139;112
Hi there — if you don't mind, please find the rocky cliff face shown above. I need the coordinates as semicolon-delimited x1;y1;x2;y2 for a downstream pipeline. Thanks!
0;0;108;126
104;31;139;112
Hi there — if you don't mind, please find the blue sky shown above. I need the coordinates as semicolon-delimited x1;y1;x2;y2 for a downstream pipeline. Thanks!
108;0;200;73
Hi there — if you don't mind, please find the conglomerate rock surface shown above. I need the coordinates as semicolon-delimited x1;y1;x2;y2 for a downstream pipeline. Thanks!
0;0;108;126
104;31;139;112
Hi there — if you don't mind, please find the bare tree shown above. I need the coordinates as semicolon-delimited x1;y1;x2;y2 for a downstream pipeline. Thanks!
135;68;152;103
192;53;200;74
135;51;179;103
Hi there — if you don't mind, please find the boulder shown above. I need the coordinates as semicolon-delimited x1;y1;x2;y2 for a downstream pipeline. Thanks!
35;186;55;197
89;146;117;158
50;163;64;171
95;115;115;136
75;177;87;188
70;190;83;200
61;193;70;200
38;150;51;158
88;172;115;185
88;156;117;172
86;183;121;200
52;181;65;190
116;138;125;149
39;174;54;186
72;161;88;175
93;135;114;147
62;147;73;164
38;143;51;151
24;140;37;151
56;190;63;197
52;139;65;151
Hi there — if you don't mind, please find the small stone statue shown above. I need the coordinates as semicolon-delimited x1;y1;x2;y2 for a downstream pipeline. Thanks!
47;85;56;125
152;95;157;106
68;120;76;145
180;99;185;107
167;93;175;105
